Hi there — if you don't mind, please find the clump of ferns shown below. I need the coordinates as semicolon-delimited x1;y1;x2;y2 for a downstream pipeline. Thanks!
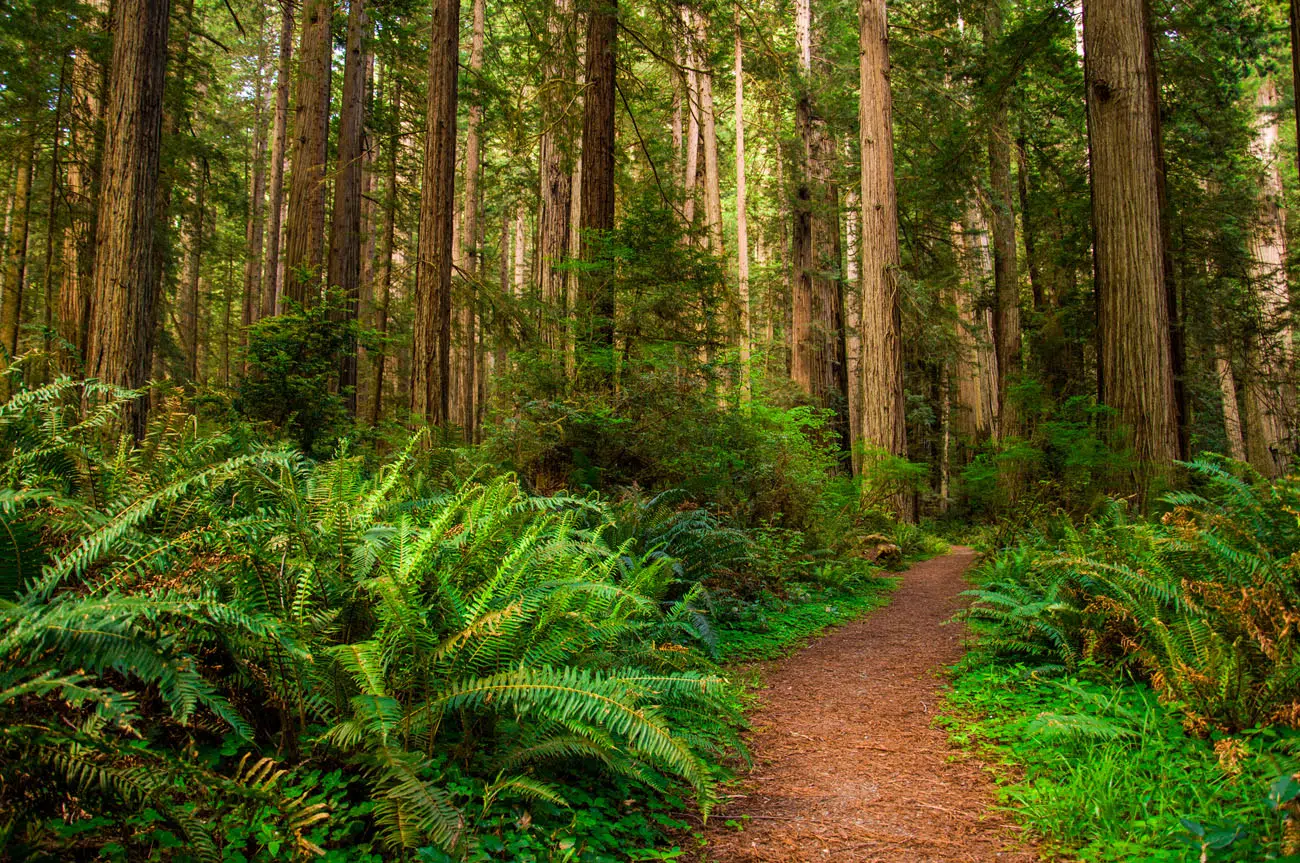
311;488;740;853
1;383;746;856
965;457;1300;734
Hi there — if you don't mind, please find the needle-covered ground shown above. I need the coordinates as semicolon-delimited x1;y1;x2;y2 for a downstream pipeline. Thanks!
694;548;1036;862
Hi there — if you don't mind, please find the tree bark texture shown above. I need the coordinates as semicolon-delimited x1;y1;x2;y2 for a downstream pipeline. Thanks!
0;105;37;392
456;0;486;435
242;10;269;340
537;0;575;353
985;0;1021;438
952;204;1000;443
578;0;617;368
411;0;460;423
857;0;908;512
1082;0;1181;476
735;6;751;401
85;0;171;436
284;0;332;306
1243;78;1294;477
329;0;368;414
263;0;294;316
59;0;108;372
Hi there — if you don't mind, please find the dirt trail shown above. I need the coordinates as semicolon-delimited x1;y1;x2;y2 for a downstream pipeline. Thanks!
695;547;1036;862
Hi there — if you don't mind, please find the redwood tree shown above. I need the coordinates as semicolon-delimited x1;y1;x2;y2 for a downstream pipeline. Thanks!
85;0;171;435
578;0;617;380
411;0;460;423
283;0;332;306
857;0;907;516
1082;0;1181;479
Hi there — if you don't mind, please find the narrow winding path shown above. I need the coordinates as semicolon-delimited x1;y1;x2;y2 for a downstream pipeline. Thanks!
696;547;1036;862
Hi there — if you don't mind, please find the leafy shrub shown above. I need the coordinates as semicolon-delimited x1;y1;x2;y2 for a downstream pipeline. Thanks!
0;382;742;860
237;293;359;455
963;457;1300;733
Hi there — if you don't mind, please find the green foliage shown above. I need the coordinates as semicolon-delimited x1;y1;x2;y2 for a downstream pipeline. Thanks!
237;294;360;455
0;382;745;860
943;663;1299;861
962;457;1300;733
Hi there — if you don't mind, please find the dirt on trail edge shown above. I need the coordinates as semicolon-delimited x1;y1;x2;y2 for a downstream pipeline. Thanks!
692;547;1037;863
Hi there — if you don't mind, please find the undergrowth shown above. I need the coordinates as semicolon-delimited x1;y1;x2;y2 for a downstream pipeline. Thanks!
944;663;1299;861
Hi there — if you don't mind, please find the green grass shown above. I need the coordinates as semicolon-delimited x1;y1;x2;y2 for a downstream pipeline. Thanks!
712;575;900;663
941;660;1299;862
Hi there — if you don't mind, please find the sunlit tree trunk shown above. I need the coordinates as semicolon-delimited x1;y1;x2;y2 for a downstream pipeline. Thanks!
86;0;170;436
1216;350;1246;462
456;0;486;436
179;168;205;382
1243;77;1294;477
263;0;293;317
242;9;269;346
411;0;460;423
857;0;908;516
370;79;400;427
952;203;999;443
328;0;368;414
537;0;575;354
284;0;332;306
793;0;847;433
735;6;751;402
58;0;107;373
694;9;723;255
985;0;1021;437
1083;0;1180;482
845;187;862;472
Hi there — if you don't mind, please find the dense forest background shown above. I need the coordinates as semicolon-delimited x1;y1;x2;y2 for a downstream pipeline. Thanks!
3;0;1295;508
3;0;1300;859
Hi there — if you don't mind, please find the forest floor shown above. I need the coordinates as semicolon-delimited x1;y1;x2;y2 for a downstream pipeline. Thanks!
690;548;1039;862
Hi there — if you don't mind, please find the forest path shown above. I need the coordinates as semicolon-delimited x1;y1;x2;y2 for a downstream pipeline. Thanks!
694;547;1037;862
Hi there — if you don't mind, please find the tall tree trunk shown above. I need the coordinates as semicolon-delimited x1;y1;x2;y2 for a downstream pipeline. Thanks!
86;0;170;436
329;0;368;414
0;103;37;396
986;0;1021;438
578;0;617;376
1016;133;1043;311
694;9;723;255
1243;77;1294;477
1290;0;1300;182
60;6;108;372
1216;350;1246;462
735;6;751;401
793;0;846;432
179;166;205;382
953;204;999;442
857;0;908;515
370;79;400;427
845;187;863;472
41;62;70;384
242;9;269;344
411;0;460;423
283;0;332;306
456;0;486;436
1082;0;1180;482
537;0;575;354
263;0;294;316
683;7;701;231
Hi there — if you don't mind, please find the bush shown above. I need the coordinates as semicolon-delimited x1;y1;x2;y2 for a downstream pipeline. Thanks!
963;456;1300;734
0;382;742;860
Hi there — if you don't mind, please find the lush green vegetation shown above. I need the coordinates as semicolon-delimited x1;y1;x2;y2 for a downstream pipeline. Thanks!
948;459;1300;861
0;380;921;861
